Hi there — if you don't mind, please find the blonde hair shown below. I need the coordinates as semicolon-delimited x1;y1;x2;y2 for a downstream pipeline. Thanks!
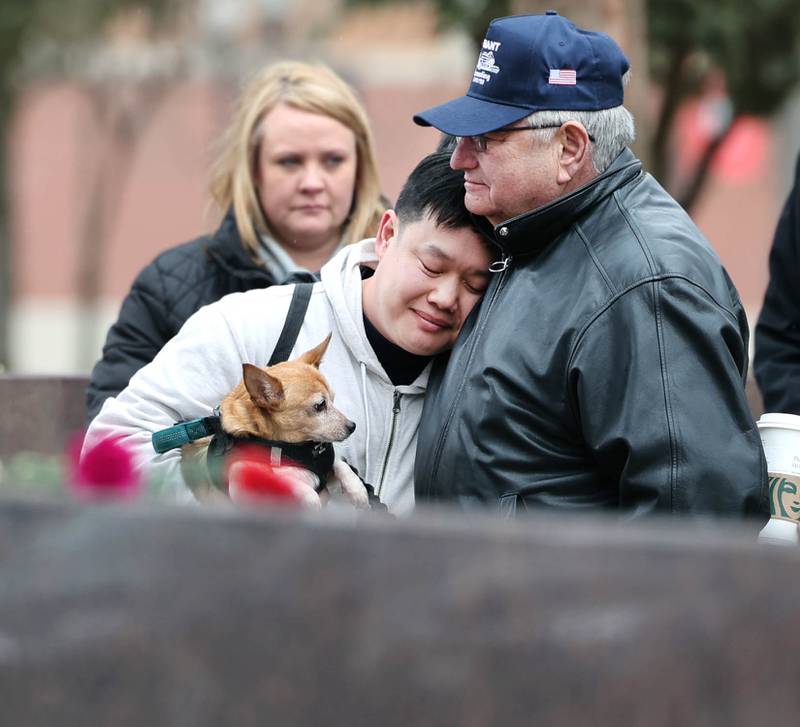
210;61;385;257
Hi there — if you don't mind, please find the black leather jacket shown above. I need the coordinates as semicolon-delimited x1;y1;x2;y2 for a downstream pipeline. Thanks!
86;212;275;420
754;153;800;413
415;150;768;517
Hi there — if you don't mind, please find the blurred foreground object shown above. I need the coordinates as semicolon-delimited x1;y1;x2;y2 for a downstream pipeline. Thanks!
226;446;317;509
67;434;142;501
0;499;797;725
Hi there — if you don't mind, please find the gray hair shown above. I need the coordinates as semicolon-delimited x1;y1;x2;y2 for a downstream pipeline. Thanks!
524;104;635;174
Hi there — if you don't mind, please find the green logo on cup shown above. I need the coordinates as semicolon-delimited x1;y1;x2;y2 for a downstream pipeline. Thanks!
769;474;800;521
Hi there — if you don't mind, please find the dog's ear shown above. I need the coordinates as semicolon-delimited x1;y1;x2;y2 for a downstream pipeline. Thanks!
298;333;332;369
243;363;284;410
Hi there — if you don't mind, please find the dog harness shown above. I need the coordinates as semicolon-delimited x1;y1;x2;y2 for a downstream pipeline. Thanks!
151;410;224;453
152;407;334;489
206;432;335;490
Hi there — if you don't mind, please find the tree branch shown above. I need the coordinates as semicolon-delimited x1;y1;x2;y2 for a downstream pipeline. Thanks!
651;41;691;184
677;120;734;212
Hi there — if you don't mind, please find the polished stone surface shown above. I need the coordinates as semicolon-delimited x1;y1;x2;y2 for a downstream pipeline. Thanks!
0;498;792;726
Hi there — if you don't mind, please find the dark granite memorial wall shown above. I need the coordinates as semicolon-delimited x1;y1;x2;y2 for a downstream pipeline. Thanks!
0;498;794;726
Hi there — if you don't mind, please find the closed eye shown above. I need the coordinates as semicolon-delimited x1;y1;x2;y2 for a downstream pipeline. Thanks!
464;280;487;294
418;259;441;276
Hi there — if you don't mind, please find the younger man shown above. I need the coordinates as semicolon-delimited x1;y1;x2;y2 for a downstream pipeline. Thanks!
85;153;495;514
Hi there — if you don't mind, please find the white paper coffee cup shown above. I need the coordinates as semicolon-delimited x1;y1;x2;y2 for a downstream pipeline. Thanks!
758;517;800;546
757;413;800;544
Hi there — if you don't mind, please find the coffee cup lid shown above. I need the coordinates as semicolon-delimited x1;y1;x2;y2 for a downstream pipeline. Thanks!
757;412;800;431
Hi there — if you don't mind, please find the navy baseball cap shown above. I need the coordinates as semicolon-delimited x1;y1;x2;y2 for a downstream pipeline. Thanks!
414;11;630;136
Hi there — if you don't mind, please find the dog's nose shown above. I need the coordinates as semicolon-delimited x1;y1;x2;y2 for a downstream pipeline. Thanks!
346;420;356;434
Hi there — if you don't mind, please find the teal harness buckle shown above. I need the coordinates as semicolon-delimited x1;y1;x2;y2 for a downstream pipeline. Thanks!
152;414;222;454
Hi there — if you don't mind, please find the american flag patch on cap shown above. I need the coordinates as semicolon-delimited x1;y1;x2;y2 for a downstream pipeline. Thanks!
548;69;577;85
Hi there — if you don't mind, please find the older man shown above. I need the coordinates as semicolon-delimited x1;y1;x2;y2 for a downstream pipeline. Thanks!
413;12;767;517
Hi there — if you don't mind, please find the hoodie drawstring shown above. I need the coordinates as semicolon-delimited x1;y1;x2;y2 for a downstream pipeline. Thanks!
360;361;371;479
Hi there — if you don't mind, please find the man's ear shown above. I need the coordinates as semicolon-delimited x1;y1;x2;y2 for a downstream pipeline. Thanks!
374;210;399;260
556;121;591;185
243;363;284;410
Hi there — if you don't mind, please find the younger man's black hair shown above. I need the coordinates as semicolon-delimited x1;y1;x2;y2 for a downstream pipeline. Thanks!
394;151;484;235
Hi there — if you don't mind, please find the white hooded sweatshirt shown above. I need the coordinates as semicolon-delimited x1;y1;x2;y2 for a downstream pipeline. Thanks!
85;240;427;514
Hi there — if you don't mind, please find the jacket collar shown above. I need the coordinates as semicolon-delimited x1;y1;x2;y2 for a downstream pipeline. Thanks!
491;148;642;257
205;209;276;284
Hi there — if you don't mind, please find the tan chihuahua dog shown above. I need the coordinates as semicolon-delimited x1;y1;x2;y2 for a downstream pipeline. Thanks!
183;334;369;508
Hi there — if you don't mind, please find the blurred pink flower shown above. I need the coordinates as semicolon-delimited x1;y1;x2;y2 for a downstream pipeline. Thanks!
226;445;303;506
67;433;143;500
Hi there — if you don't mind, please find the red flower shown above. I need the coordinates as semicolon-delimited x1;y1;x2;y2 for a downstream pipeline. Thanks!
67;433;142;500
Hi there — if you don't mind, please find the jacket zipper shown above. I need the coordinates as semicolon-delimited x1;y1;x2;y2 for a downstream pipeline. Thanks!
376;390;402;497
426;261;513;496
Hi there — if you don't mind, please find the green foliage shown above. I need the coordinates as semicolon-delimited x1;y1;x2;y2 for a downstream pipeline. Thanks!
0;0;171;40
0;452;66;497
0;451;185;502
648;0;800;117
344;0;513;46
0;4;36;78
416;0;514;46
0;0;175;109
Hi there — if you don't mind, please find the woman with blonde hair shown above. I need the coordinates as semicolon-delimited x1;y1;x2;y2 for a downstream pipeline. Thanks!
87;61;385;420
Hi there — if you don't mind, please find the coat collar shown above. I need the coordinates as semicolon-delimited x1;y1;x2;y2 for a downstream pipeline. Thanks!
205;209;276;284
491;148;643;257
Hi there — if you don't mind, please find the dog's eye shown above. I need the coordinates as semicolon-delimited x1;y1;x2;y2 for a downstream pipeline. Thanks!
313;400;327;412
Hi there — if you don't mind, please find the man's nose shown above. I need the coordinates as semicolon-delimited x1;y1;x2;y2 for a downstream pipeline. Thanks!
450;137;476;170
428;277;459;311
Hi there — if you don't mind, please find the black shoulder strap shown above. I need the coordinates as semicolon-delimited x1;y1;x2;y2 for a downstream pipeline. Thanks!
268;283;314;365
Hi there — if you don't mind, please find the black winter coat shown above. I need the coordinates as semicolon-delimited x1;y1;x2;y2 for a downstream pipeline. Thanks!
415;149;767;517
86;212;276;420
754;153;800;414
